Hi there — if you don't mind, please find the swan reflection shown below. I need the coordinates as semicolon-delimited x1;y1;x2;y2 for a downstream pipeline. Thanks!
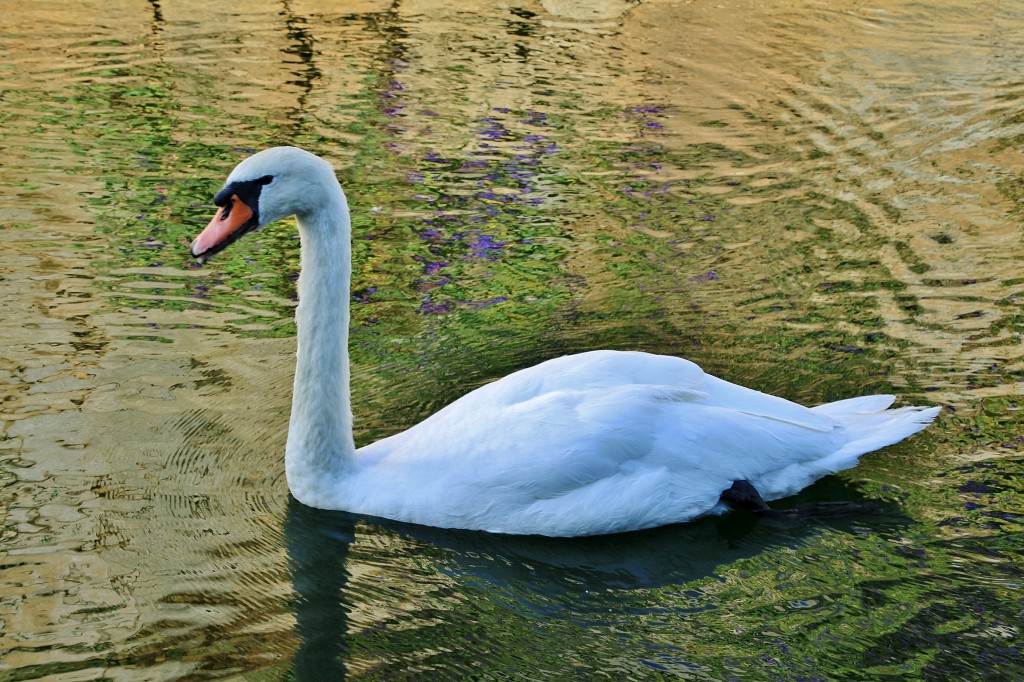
285;479;899;679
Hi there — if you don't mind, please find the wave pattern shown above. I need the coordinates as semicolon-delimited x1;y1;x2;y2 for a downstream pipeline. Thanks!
1;0;1023;679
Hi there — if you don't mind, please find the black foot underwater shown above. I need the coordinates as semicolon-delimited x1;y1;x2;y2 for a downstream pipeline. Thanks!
720;480;771;513
719;479;882;523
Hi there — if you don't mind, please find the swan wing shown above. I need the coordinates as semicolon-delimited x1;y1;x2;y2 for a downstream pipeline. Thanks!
461;349;837;432
350;351;846;534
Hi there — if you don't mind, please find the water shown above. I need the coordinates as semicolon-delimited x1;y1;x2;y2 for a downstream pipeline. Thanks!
1;0;1022;679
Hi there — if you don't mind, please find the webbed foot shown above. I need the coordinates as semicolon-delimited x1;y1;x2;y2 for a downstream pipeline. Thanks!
719;479;771;513
719;479;882;522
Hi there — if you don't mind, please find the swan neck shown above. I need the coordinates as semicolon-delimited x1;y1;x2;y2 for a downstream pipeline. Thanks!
286;193;357;499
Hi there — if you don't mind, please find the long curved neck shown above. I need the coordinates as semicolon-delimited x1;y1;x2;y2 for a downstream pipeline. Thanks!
285;190;357;504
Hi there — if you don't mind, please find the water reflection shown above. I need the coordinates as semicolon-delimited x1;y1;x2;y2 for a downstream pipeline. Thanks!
287;502;354;680
3;0;1024;678
285;481;899;679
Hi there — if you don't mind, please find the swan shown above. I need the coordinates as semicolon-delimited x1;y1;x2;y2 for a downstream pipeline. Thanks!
189;146;940;537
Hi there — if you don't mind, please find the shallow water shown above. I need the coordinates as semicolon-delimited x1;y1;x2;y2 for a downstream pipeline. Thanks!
1;0;1022;679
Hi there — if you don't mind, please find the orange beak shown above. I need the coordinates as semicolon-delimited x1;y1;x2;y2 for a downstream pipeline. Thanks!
190;194;256;262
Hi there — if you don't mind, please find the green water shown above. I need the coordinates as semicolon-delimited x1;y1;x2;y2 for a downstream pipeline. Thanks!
1;0;1022;679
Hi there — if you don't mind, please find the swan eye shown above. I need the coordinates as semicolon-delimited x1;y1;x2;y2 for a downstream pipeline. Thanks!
220;196;236;219
257;175;274;185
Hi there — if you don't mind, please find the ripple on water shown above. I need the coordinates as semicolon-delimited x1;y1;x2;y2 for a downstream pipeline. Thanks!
2;0;1024;679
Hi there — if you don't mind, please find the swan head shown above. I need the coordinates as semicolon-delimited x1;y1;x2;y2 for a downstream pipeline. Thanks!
190;146;340;264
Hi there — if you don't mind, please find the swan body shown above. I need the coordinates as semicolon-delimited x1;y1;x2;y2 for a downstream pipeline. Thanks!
190;146;940;537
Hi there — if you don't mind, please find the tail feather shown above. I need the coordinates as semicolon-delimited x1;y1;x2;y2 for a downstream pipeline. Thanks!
820;400;941;468
756;400;940;502
810;394;896;417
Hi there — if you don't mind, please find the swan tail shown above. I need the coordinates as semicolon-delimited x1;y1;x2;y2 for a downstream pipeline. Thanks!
814;396;941;467
756;399;939;502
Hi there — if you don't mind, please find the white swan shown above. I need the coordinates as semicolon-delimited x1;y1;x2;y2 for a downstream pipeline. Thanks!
190;146;940;537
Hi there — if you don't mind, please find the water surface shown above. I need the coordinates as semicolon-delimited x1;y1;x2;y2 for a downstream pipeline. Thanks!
1;0;1022;679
